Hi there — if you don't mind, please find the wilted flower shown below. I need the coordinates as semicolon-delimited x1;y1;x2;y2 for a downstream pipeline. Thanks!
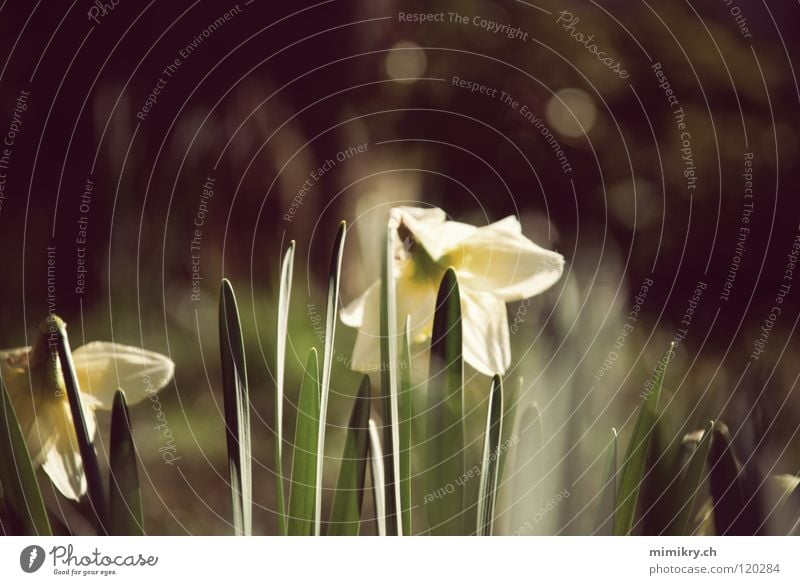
341;206;565;375
0;316;175;501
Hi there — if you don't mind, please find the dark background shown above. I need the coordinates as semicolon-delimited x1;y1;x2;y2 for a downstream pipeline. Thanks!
1;0;798;534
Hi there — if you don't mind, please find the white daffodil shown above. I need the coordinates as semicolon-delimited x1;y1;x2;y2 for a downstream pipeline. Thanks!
341;206;565;376
0;316;175;501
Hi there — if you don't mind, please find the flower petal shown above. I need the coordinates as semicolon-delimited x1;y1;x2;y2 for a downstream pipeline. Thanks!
41;402;97;501
395;276;438;345
343;281;382;372
72;342;175;409
460;289;511;376
390;206;475;262
340;281;380;328
454;217;565;301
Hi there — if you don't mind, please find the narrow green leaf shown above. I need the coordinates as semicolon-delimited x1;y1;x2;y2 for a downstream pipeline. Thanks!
477;375;504;536
0;373;51;535
614;342;674;536
666;421;714;535
109;390;143;536
328;376;371;536
314;221;347;536
275;240;295;536
219;279;252;536
54;319;108;534
368;419;387;536
399;316;413;535
594;428;617;535
380;223;402;535
288;348;320;536
425;268;465;535
640;408;684;535
707;423;763;535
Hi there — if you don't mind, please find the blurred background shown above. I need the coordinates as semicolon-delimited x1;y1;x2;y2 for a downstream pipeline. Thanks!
0;0;799;534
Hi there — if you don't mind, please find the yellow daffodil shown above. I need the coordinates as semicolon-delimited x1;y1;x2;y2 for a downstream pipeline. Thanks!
341;206;565;376
0;316;175;501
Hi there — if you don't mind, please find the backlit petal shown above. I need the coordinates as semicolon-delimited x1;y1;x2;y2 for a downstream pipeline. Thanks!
72;342;175;409
344;281;382;372
341;281;380;328
455;217;564;301
460;289;511;376
41;402;97;501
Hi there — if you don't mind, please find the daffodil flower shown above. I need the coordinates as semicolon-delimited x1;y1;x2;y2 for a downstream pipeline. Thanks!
341;206;565;376
0;317;175;501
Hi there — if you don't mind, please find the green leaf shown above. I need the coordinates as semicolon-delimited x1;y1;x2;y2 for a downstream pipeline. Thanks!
707;423;763;535
219;279;252;536
614;342;674;536
639;407;684;536
380;223;402;535
314;221;346;536
328;376;371;536
666;421;714;535
109;390;143;536
594;428;617;535
288;348;320;536
425;268;465;535
54;319;108;533
0;373;51;535
399;317;413;535
476;375;504;536
368;419;387;536
275;240;295;536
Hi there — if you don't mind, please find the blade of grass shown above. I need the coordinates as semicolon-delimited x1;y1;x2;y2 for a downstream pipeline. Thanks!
368;418;387;536
0;373;51;535
425;268;465;535
314;221;347;536
275;240;295;535
54;319;107;534
476;375;503;536
707;423;763;535
594;428;617;535
666;420;714;535
639;406;684;536
614;342;674;536
380;223;402;535
399;316;413;534
219;279;252;536
288;348;320;536
328;375;371;536
109;390;143;536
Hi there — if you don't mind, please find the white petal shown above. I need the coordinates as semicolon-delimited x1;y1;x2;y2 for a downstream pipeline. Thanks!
455;217;565;301
1;356;59;463
341;281;380;328
395;277;438;345
41;402;97;501
460;289;511;376
390;206;475;263
72;342;175;409
344;282;382;372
